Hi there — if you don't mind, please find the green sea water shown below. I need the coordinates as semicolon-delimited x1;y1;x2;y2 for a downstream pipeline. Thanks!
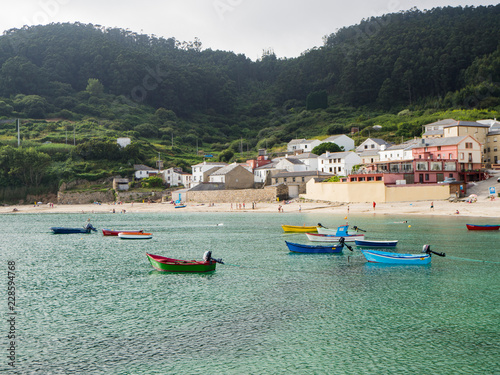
0;211;499;374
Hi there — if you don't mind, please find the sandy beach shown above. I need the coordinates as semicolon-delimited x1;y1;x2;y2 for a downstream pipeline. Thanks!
2;195;499;218
3;174;500;218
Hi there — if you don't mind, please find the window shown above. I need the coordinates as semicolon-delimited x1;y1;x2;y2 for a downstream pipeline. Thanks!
449;153;453;159
416;162;428;171
437;146;441;151
292;177;296;182
460;153;464;160
364;145;368;149
302;177;305;182
284;178;287;182
430;162;441;171
425;173;429;181
495;147;498;152
465;142;473;149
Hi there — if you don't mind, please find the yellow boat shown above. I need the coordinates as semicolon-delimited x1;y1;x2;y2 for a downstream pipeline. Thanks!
282;224;318;233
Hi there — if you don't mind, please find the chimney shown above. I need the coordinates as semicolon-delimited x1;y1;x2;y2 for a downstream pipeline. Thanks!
326;151;330;158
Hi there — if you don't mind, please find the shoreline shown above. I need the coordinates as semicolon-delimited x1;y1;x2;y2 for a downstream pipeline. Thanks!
2;198;499;218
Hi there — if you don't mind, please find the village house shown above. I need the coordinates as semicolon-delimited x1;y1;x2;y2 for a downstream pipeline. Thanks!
378;139;421;162
318;151;362;176
190;161;228;187
355;138;392;153
134;164;157;179
208;163;255;189
162;167;192;188
271;171;333;198
322;134;355;151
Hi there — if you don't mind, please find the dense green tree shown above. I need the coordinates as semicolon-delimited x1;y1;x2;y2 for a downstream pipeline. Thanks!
311;142;343;155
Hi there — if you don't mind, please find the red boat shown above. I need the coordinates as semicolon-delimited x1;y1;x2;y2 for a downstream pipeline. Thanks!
466;224;500;231
102;228;144;236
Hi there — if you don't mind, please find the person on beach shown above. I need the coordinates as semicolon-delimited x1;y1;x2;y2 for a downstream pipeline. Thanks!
373;201;376;210
430;202;434;211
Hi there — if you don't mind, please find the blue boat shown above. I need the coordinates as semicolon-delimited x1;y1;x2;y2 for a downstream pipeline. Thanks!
361;245;445;265
355;239;398;247
285;241;343;254
50;223;97;234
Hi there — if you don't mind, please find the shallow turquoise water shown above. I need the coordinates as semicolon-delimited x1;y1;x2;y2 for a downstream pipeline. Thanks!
1;211;499;374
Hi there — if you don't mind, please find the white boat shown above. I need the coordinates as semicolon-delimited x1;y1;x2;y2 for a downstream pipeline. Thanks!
118;232;153;240
306;232;364;242
306;225;364;242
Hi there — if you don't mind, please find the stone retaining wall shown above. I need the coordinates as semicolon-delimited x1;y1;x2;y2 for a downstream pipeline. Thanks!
187;185;288;203
116;191;164;202
57;190;115;204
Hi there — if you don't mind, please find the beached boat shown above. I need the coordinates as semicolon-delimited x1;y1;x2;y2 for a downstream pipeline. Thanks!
317;224;366;235
50;224;97;234
361;245;445;265
285;241;343;253
466;224;500;231
102;229;144;236
306;225;364;242
146;251;223;272
355;239;398;247
118;232;153;239
282;224;318;233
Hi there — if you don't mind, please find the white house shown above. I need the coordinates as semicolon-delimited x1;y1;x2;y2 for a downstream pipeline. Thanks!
356;138;392;153
288;152;319;171
287;139;306;152
378;139;421;162
162;167;192;188
274;156;308;173
134;164;157;179
191;161;228;187
322;134;355;151
253;161;279;184
318;151;362;176
117;137;131;148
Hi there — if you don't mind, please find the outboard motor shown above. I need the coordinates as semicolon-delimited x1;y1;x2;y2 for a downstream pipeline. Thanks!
203;251;224;264
422;244;446;257
338;237;353;252
317;223;323;227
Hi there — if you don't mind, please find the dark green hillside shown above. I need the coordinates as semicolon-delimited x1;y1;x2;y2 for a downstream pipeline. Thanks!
0;5;499;201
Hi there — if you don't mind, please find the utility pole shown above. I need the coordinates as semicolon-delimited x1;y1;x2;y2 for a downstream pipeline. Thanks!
17;119;20;147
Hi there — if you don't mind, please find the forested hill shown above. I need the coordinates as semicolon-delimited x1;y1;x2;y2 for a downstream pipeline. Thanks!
0;5;499;137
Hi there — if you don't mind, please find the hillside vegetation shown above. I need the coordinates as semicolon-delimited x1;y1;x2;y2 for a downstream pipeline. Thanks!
0;5;499;201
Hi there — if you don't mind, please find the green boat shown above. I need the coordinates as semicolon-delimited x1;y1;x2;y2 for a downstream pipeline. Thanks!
146;252;223;273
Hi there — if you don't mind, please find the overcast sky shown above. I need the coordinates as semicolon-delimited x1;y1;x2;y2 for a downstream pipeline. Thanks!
0;1;498;60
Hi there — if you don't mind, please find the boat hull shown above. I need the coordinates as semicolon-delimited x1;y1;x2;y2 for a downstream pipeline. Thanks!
282;225;318;233
102;229;144;236
50;227;94;234
466;224;500;231
355;240;398;247
361;250;431;265
305;232;364;242
118;232;153;239
316;227;338;235
146;253;216;272
285;241;343;253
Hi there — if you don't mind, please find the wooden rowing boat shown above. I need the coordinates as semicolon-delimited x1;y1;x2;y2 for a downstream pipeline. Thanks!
465;224;500;231
285;241;343;253
306;226;364;242
361;245;445;265
118;232;153;239
354;239;398;247
102;229;144;236
50;224;97;234
282;225;318;233
146;252;223;272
